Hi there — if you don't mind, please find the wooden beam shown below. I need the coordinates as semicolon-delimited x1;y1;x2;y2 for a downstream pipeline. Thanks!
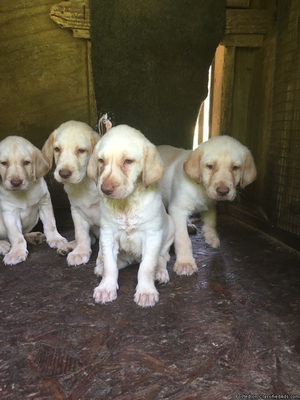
226;0;250;8
221;34;264;47
226;9;268;35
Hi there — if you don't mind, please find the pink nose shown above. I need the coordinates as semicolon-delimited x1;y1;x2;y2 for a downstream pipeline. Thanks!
11;178;23;187
216;186;229;197
59;169;72;179
101;183;115;196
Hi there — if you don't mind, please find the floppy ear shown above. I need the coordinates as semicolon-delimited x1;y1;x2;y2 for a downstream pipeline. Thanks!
87;148;100;186
183;149;203;184
142;143;164;188
41;132;55;169
240;150;257;188
90;131;101;151
32;147;50;180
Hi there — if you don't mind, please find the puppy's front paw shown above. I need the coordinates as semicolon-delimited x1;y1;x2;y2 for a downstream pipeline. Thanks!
47;235;68;249
4;248;28;265
57;240;76;256
67;248;92;266
134;285;159;307
202;227;220;249
174;261;197;276
0;240;11;255
155;266;170;284
94;284;118;304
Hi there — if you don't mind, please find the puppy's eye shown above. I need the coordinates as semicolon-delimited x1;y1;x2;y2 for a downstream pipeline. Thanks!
206;164;214;170
98;158;104;164
23;161;30;166
77;149;85;154
54;147;60;153
124;159;133;164
232;165;240;171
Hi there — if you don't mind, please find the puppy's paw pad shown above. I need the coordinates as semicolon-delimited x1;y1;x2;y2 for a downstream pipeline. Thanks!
25;232;46;245
67;251;91;266
174;262;197;276
134;290;159;307
94;287;117;304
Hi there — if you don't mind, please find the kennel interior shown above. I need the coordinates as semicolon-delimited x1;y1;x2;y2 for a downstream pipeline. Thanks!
0;0;300;398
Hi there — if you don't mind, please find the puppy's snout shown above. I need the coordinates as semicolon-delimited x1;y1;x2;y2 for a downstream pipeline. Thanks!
59;169;72;179
101;183;115;196
216;185;229;197
11;178;23;188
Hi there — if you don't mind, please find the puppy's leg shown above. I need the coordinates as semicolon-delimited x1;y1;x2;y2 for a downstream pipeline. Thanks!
201;207;220;248
24;232;46;245
2;213;28;265
94;232;119;304
170;206;197;276
155;214;174;284
67;208;92;266
135;232;162;307
39;192;67;249
0;240;10;255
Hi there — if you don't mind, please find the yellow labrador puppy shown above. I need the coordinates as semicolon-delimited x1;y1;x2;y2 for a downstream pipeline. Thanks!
87;125;174;307
157;135;257;276
42;121;101;266
0;136;67;265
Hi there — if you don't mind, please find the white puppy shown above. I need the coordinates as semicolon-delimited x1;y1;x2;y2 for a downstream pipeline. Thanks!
157;135;257;276
42;121;101;266
87;125;174;307
0;136;67;265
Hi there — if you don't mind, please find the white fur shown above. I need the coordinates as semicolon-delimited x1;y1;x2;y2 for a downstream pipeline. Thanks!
157;135;257;276
87;125;174;307
42;120;101;266
0;136;67;265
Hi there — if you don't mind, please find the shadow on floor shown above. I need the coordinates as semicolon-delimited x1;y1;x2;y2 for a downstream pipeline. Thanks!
0;215;300;399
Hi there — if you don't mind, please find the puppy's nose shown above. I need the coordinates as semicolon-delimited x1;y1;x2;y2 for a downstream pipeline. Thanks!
216;186;229;197
59;169;72;179
11;178;23;188
101;183;115;196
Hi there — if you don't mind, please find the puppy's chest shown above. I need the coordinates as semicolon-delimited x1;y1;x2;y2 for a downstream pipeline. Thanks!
113;211;140;237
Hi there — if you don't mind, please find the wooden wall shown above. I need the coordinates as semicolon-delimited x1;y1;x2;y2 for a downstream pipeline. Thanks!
0;0;94;150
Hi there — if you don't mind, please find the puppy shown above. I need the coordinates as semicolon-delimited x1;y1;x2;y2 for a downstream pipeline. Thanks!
42;121;101;266
87;125;174;307
0;136;67;265
157;135;257;276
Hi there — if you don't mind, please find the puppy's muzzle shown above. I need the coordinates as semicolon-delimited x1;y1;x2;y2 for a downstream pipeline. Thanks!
10;178;23;188
59;169;72;179
101;183;116;196
216;185;230;197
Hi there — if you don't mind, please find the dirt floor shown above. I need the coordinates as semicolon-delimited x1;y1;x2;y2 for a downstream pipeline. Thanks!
0;214;300;400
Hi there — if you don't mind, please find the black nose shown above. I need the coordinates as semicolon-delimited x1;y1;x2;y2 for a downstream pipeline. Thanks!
11;178;23;188
59;169;72;179
216;186;229;197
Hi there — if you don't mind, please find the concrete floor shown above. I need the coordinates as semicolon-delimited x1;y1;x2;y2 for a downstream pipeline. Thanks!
0;214;300;399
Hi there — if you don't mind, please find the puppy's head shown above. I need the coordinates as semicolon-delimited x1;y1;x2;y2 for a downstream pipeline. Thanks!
42;121;100;184
184;135;257;201
87;125;164;199
0;136;49;191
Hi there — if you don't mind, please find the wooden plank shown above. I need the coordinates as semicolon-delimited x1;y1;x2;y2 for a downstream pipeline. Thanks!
221;34;264;47
220;46;236;136
50;1;90;37
226;0;250;8
225;9;268;34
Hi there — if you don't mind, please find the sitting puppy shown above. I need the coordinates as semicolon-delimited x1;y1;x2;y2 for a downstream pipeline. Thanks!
87;125;174;307
157;135;257;276
0;136;67;265
42;121;101;266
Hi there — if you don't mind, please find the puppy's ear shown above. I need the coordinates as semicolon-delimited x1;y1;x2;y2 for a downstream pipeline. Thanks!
33;147;50;180
87;148;99;186
41;132;55;169
240;150;257;188
142;143;164;188
90;131;101;151
183;149;203;184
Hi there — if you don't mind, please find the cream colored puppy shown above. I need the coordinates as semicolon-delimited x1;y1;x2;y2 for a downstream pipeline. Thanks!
0;136;67;265
157;135;257;276
42;121;101;266
87;125;174;307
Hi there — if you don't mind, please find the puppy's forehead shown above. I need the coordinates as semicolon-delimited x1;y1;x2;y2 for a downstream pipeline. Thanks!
0;137;33;159
55;126;92;147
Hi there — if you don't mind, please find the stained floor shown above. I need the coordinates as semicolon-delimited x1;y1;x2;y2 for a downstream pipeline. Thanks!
0;214;300;399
